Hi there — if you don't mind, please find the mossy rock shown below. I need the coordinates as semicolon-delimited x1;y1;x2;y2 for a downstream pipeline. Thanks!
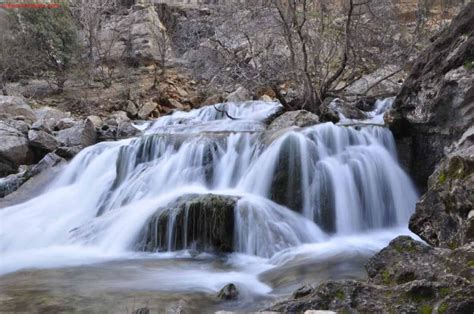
136;194;238;253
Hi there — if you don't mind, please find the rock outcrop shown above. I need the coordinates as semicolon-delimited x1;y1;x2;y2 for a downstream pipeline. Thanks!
409;144;474;249
98;4;168;66
387;2;474;189
137;194;238;253
271;236;473;313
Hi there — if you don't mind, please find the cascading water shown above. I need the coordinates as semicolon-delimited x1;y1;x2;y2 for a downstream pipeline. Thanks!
0;100;418;311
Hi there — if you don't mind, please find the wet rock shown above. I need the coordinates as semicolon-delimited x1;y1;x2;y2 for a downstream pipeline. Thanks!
264;110;319;145
292;284;315;299
225;86;251;103
267;110;319;133
55;146;83;159
0;153;64;198
326;98;367;120
388;3;474;189
409;146;474;248
0;96;36;122
271;237;474;313
217;283;239;301
137;194;238;253
28;130;59;152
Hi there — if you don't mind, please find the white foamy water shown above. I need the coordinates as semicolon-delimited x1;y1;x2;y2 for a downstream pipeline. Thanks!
0;100;418;301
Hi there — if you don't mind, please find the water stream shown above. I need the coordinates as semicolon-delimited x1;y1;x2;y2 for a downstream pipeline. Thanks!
0;100;418;312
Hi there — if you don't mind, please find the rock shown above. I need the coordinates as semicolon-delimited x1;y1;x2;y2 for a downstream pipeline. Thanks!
132;308;150;314
31;119;53;132
260;95;273;102
56;119;96;148
55;146;83;159
388;3;474;189
409;146;474;249
168;98;189;111
54;118;77;131
109;111;130;121
263;110;319;145
0;96;36;122
34;106;70;121
138;101;158;119
319;104;340;124
225;86;251;103
87;115;103;129
202;95;224;106
271;236;474;313
28;130;59;152
0;153;64;198
136;194;238;253
0;121;33;176
326;98;367;120
126;101;139;118
217;283;239;301
267;110;320;133
98;4;168;65
6;119;29;134
345;65;405;97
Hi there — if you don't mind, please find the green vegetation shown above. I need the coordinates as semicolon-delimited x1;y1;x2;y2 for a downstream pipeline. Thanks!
382;270;392;284
335;290;345;300
4;3;80;91
419;304;433;314
438;302;448;314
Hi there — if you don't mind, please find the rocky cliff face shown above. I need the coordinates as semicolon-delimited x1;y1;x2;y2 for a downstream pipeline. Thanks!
387;2;473;190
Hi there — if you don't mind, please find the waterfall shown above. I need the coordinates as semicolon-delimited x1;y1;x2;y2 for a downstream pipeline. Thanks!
0;100;418;275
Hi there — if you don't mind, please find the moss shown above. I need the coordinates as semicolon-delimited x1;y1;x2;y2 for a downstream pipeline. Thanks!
467;260;474;267
438;303;448;314
448;241;458;250
419;304;433;314
438;171;447;184
464;59;474;70
439;287;450;297
335;290;345;300
382;270;392;284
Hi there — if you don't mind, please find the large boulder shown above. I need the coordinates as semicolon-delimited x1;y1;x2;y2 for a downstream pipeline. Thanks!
28;130;59;152
55;119;97;158
409;145;474;249
387;3;474;189
0;121;33;176
0;96;36;123
263;109;319;145
136;194;238;253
